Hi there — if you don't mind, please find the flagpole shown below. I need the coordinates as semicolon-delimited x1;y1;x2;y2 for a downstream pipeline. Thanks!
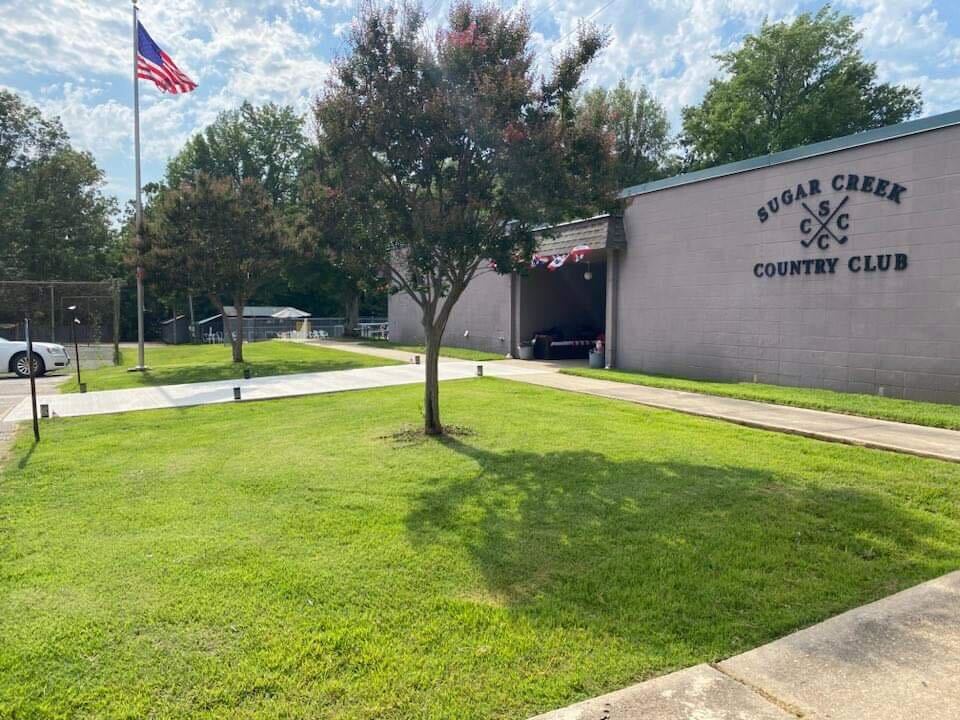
131;0;147;371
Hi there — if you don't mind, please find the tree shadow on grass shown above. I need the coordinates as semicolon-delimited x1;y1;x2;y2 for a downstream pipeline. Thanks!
405;437;956;654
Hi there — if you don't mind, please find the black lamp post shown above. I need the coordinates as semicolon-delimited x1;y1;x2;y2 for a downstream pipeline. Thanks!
67;305;83;391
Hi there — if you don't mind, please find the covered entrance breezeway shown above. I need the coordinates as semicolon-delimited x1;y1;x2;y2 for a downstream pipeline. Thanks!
511;214;624;367
518;256;606;360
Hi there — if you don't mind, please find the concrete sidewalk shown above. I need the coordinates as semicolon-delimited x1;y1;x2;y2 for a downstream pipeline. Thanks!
506;369;960;463
307;340;430;363
531;570;960;720
305;339;507;364
1;360;541;421
7;341;960;464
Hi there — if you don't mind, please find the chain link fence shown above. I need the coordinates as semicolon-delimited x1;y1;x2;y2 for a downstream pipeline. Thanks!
205;316;389;344
0;280;121;368
159;313;391;346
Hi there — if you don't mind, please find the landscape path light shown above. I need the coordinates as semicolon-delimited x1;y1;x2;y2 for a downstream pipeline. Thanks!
66;305;84;391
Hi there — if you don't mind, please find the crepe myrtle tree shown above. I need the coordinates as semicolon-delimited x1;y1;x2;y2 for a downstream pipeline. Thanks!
145;173;285;362
316;1;615;435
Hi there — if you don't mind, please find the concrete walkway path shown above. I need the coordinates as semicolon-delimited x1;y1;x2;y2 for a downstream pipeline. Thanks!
1;360;542;421
305;339;509;364
504;368;960;463
531;570;960;720
6;340;959;464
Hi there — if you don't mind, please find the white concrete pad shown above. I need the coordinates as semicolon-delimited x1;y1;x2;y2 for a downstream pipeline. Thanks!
719;571;960;720
533;571;960;720
3;361;543;421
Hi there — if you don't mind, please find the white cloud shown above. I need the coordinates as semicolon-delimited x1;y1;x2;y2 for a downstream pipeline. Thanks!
0;2;127;79
38;83;133;157
840;0;960;115
528;0;800;128
841;0;945;51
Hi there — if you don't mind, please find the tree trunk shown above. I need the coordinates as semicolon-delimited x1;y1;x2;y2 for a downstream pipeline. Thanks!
418;278;471;436
343;289;360;338
423;327;442;435
232;304;245;363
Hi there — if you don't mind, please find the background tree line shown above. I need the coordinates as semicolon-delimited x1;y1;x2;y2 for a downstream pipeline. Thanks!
0;90;120;281
2;1;923;359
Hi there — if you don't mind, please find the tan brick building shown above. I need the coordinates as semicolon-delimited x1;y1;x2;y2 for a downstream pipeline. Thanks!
389;110;960;403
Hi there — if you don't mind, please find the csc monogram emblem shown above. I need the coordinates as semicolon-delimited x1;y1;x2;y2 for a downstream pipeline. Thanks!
799;196;850;250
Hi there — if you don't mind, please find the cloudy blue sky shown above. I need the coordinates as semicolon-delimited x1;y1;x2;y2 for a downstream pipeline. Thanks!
2;0;959;206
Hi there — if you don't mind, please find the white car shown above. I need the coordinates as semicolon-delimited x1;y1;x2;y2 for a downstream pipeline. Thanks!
0;336;71;378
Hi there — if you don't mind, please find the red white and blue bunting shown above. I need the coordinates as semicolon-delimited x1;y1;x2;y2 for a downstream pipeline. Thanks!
487;245;595;272
532;245;593;271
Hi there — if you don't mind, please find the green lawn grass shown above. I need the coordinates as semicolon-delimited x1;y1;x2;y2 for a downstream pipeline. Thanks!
2;380;959;718
564;367;960;430
359;339;506;361
59;341;400;393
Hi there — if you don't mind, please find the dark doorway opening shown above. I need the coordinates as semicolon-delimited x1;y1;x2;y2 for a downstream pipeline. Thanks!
518;257;606;360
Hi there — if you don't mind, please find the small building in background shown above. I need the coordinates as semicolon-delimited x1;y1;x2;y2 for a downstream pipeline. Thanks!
160;314;191;344
222;306;311;342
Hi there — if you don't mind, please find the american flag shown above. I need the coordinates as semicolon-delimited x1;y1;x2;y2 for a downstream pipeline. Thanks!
137;22;197;95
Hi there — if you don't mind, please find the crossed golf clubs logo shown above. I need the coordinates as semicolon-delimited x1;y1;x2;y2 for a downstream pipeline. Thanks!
800;196;850;250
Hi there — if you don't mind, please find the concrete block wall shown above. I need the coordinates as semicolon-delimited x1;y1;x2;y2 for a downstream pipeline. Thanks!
618;123;960;403
388;267;513;355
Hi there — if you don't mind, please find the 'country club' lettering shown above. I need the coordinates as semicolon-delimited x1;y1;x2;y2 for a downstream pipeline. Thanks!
756;173;907;223
753;254;909;279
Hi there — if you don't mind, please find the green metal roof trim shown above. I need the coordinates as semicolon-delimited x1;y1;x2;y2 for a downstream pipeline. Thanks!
619;109;960;199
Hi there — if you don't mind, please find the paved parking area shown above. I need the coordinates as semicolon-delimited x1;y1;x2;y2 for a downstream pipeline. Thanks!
0;374;68;456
